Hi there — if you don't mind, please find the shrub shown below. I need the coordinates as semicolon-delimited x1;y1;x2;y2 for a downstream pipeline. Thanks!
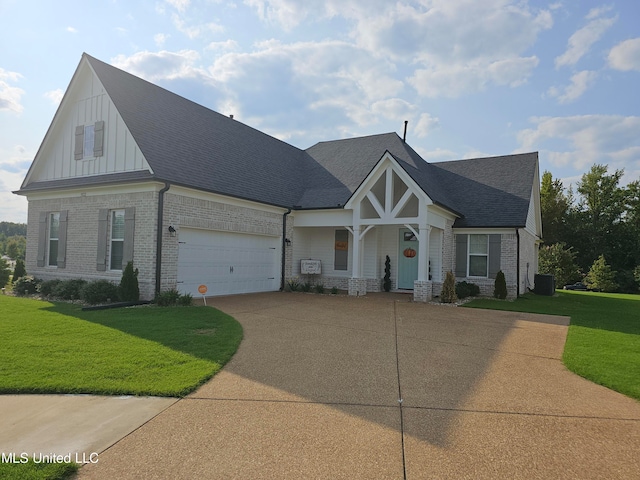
300;282;312;292
178;293;193;306
13;276;41;296
314;283;325;294
286;278;299;292
330;286;338;295
493;270;508;299
0;257;10;288
538;243;580;288
12;259;26;282
119;261;140;302
40;279;63;297
440;271;457;303
81;280;120;305
383;255;391;292
585;255;618;293
52;279;87;300
155;289;181;306
455;281;480;299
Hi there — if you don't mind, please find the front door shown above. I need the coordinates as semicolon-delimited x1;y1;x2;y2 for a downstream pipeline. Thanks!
398;228;418;289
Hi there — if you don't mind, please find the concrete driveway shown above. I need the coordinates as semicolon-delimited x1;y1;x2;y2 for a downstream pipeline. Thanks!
69;292;640;479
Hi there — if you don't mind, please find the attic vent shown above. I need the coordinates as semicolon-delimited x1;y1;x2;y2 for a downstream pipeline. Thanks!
229;114;234;119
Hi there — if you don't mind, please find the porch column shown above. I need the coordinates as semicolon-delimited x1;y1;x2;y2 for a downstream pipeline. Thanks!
417;225;431;281
351;224;361;278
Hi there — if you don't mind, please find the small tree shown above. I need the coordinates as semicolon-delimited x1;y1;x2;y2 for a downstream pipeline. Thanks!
119;261;140;302
538;243;580;288
440;271;457;303
383;255;391;292
493;270;508;299
12;259;26;282
0;257;10;288
585;255;618;292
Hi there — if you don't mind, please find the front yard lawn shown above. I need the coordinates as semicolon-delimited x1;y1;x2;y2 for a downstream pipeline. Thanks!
0;459;77;480
0;295;243;397
465;290;640;401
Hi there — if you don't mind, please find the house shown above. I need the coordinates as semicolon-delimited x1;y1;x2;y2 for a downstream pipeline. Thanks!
15;54;542;302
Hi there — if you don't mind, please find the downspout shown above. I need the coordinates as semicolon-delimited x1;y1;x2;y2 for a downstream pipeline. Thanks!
155;182;171;295
516;228;520;298
280;208;292;291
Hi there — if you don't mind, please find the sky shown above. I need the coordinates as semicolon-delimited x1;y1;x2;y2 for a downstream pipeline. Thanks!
1;0;639;223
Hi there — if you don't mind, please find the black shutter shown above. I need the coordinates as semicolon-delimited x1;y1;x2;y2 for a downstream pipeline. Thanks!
56;210;68;269
74;126;84;160
93;121;104;157
488;234;501;279
96;209;108;271
455;234;467;278
37;212;47;267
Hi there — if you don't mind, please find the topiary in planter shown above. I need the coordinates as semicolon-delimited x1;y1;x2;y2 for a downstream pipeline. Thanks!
494;270;508;299
119;261;140;302
441;271;458;303
383;255;391;292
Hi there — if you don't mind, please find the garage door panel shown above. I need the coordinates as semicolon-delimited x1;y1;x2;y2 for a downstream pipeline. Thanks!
177;229;281;296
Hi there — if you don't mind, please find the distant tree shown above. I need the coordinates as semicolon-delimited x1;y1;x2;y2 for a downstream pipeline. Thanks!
0;222;27;237
0;257;10;288
540;171;570;245
585;255;618;293
538;243;580;288
12;259;26;282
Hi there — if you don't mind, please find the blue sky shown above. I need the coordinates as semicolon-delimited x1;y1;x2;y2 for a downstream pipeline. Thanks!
1;0;639;223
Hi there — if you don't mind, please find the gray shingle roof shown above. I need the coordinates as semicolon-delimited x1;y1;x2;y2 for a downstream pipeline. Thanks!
21;54;538;229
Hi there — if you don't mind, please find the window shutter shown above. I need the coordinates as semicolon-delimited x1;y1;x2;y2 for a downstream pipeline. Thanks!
93;121;104;157
74;126;84;160
454;234;467;277
37;212;47;267
123;207;136;265
488;234;501;279
96;209;109;271
334;229;348;270
56;210;68;269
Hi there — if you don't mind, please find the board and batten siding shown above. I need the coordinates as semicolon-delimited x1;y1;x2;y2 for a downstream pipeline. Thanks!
28;63;151;183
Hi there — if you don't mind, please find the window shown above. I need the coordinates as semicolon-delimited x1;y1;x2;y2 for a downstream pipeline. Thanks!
334;230;349;270
110;210;125;270
468;234;488;277
47;212;60;267
83;125;95;158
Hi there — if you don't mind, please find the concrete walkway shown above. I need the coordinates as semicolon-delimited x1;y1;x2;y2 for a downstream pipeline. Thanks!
5;292;639;478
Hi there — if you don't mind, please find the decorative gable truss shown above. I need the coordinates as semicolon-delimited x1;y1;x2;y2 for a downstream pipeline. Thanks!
343;153;443;284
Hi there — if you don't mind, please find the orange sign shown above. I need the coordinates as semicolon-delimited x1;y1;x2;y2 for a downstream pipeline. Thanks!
335;241;348;251
198;285;208;294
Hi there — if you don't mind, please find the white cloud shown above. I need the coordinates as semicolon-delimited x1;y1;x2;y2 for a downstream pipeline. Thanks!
154;33;170;47
555;11;617;68
206;40;241;52
413;113;439;138
517;115;640;174
608;38;640;72
171;13;224;39
43;89;64;106
111;50;207;82
547;70;598;104
66;26;78;33
166;0;191;12
0;69;25;114
419;148;458;161
585;5;614;20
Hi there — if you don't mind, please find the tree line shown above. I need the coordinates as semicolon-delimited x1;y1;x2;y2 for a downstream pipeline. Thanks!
0;221;27;261
539;164;640;293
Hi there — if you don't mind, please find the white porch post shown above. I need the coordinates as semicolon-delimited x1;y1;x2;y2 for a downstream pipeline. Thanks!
352;224;361;278
417;225;431;281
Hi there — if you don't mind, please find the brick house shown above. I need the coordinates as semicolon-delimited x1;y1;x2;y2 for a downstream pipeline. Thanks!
15;54;542;301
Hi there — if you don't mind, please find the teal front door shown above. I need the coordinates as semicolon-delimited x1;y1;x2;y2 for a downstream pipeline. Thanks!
398;228;419;289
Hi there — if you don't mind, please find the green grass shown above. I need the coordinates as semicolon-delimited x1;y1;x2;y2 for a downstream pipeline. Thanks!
465;290;640;401
0;459;77;480
0;295;243;397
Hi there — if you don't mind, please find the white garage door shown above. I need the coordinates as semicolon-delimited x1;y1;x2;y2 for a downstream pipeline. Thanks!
177;228;281;296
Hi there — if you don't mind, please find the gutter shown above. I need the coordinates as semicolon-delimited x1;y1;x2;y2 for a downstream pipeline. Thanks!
516;228;520;298
280;208;291;291
155;182;171;295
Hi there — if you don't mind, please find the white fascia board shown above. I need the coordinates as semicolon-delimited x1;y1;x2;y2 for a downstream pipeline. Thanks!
24;181;166;201
453;228;517;235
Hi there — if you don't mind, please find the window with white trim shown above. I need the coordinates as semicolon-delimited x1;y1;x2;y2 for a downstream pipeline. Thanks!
109;210;125;270
83;125;95;158
47;212;60;267
468;234;488;277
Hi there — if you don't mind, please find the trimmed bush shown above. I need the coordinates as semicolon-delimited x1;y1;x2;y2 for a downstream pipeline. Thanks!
493;270;508;299
155;289;181;306
81;280;120;305
13;276;41;296
178;293;193;306
455;281;480;299
440;271;458;303
40;279;63;297
52;279;87;300
12;259;26;282
383;255;391;292
119;261;140;302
